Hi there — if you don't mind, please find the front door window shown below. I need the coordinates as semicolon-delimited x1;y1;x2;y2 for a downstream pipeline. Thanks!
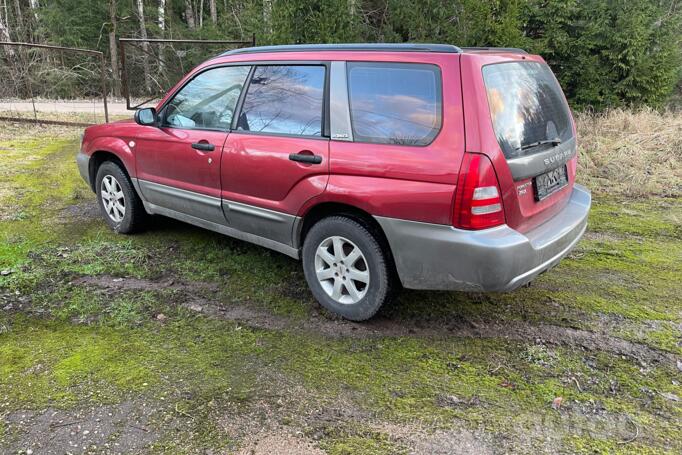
163;66;251;131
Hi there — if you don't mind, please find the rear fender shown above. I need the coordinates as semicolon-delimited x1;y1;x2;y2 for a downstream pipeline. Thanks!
298;175;456;225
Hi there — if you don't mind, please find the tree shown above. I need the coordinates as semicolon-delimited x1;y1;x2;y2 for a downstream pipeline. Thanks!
12;0;24;40
158;0;165;31
0;0;678;110
0;0;12;42
209;0;217;25
185;0;195;29
108;0;120;97
135;0;151;94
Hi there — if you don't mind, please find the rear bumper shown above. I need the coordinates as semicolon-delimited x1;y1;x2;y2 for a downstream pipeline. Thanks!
375;184;591;291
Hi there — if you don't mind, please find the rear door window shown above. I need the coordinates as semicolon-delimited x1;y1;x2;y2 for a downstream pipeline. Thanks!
237;65;326;136
347;62;442;146
483;62;573;159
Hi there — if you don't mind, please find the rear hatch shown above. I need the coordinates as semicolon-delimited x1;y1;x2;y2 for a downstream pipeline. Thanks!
479;59;577;233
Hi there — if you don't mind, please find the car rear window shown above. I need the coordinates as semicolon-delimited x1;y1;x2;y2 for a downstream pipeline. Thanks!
347;62;442;146
483;62;573;159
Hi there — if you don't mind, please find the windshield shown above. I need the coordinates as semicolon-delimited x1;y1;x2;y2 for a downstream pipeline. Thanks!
483;62;573;159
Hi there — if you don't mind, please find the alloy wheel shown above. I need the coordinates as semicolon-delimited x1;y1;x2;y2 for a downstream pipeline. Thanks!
314;236;370;304
100;175;125;223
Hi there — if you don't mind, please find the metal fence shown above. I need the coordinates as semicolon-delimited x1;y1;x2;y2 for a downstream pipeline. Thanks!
119;36;255;110
0;42;109;126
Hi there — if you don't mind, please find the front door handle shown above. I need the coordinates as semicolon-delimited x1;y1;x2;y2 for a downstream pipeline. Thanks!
289;153;322;164
192;142;215;152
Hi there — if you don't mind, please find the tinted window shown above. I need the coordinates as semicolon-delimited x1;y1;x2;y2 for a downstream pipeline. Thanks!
483;62;573;159
238;65;325;136
347;62;442;145
164;66;250;130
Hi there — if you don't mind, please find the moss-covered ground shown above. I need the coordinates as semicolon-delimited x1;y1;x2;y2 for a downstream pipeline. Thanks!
0;126;680;454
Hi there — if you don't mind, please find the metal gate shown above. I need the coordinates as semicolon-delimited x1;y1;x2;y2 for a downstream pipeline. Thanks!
119;36;255;110
0;42;109;126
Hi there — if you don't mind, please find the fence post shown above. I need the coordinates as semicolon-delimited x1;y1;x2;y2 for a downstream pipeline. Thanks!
99;52;109;123
118;38;130;111
117;37;254;111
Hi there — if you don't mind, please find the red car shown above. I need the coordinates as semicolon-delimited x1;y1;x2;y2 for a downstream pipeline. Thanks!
78;44;591;321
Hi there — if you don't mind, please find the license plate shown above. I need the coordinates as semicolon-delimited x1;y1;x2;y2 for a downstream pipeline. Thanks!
533;165;568;201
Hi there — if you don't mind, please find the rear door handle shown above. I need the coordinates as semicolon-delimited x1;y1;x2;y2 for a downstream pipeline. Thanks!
192;142;215;152
289;153;322;164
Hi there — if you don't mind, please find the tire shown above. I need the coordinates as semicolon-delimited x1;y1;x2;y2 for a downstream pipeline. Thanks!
302;216;396;321
95;161;146;234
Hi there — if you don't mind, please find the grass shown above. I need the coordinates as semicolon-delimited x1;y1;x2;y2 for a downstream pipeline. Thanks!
0;114;681;453
575;108;682;198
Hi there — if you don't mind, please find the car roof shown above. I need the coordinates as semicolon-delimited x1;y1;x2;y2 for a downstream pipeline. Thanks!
220;43;528;57
221;43;462;56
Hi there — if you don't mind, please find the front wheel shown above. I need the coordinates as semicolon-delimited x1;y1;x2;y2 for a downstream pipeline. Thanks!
302;216;396;321
95;161;146;234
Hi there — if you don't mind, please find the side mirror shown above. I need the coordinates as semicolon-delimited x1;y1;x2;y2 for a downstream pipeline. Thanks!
134;107;157;126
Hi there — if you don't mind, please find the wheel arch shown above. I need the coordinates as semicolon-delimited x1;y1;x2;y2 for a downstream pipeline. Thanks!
297;202;397;275
89;151;133;193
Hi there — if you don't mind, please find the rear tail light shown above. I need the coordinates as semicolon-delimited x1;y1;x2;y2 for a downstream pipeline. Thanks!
453;153;505;230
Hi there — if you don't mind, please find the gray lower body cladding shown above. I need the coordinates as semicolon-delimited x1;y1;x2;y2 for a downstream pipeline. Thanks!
76;151;91;188
135;179;300;259
376;184;591;292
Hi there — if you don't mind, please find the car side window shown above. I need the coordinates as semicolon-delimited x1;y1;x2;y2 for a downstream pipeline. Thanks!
163;66;251;131
347;62;442;146
237;65;325;137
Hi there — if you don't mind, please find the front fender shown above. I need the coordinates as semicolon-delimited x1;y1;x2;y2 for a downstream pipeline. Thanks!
84;136;137;178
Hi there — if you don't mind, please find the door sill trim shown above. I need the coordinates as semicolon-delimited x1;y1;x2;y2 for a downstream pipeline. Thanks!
143;201;300;259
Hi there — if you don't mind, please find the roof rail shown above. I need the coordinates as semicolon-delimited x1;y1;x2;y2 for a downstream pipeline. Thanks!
461;47;528;54
221;43;463;56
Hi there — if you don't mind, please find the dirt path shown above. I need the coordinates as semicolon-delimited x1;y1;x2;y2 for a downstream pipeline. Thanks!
72;274;682;369
0;100;131;116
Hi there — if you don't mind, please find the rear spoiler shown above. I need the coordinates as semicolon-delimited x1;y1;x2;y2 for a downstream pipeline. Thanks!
461;47;528;55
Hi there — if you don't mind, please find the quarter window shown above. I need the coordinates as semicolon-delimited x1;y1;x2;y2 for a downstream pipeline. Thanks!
347;62;442;146
238;65;325;136
163;66;250;130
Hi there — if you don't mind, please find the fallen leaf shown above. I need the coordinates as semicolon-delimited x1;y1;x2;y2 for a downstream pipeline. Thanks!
499;379;516;389
552;396;563;410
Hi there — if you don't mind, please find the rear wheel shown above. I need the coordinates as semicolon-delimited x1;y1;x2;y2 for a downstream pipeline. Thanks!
302;216;395;321
95;161;146;234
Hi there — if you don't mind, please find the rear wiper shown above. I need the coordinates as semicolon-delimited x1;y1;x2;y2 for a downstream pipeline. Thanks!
517;138;562;151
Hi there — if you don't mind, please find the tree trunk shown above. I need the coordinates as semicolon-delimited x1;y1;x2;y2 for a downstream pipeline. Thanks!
135;0;151;94
184;0;195;29
12;0;24;40
263;0;272;34
158;0;165;31
157;0;165;76
108;0;120;97
29;0;39;21
209;0;216;25
0;0;12;42
0;1;15;60
199;0;203;29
